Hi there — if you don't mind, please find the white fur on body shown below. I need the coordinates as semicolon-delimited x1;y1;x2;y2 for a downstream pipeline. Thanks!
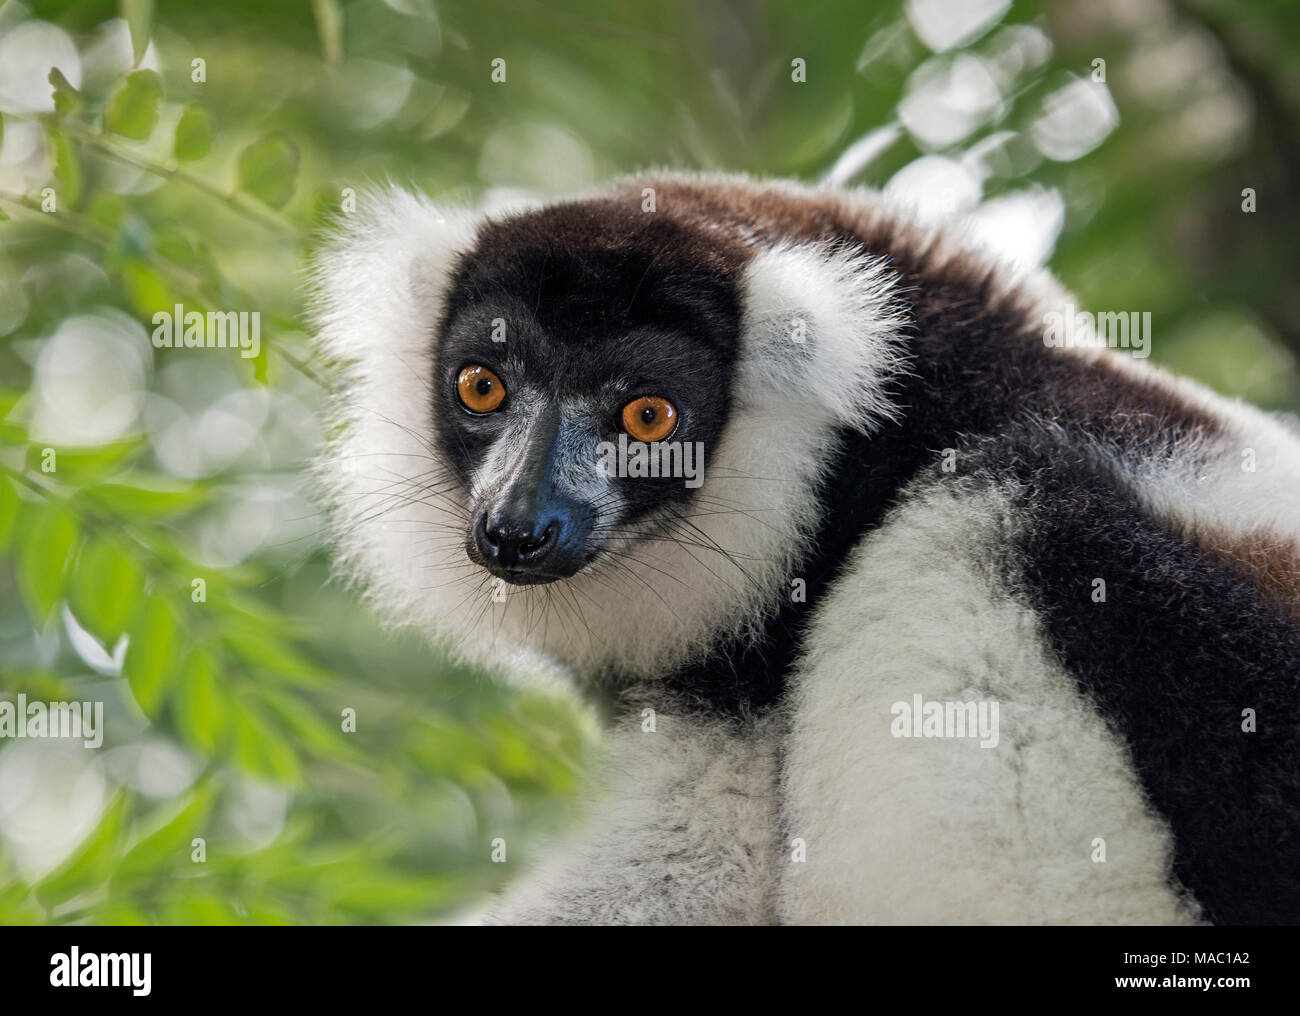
310;174;1300;924
485;710;783;925
779;479;1197;924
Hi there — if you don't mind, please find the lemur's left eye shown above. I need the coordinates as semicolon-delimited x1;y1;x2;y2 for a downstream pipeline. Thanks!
457;364;506;413
621;396;678;442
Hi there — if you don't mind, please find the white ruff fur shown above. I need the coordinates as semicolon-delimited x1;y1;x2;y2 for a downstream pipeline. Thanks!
1114;359;1300;544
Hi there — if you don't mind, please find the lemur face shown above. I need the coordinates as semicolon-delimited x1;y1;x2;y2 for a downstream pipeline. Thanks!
434;202;743;586
312;178;907;674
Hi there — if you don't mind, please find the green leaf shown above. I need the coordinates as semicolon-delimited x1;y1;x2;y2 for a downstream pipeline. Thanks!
0;879;44;925
0;668;67;699
173;104;212;162
0;476;17;554
233;704;302;785
176;646;229;754
34;793;129;907
42;439;143;482
0;389;24;418
760;88;855;172
312;0;344;65
121;258;184;322
70;538;143;645
236;134;299;209
249;333;269;384
104;69;164;141
325;871;458;917
124;596;180;718
85;192;128;236
152;227;204;271
422;87;471;140
92;904;151;925
16;500;81;624
160;893;241;925
222;630;328;685
114;782;216;883
85;480;211;519
122;0;154;67
243;902;297;925
48;68;81;117
257;685;361;763
46;127;82;210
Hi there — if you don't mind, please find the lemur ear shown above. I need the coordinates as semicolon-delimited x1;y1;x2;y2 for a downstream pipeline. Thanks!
737;242;908;433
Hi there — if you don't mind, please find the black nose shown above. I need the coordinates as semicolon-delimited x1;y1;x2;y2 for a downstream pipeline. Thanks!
473;512;583;584
480;515;556;567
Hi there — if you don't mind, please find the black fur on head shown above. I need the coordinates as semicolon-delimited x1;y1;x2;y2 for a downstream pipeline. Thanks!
432;198;748;585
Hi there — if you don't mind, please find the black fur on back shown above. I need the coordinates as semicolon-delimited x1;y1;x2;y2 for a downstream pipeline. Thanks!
640;177;1227;716
965;427;1300;925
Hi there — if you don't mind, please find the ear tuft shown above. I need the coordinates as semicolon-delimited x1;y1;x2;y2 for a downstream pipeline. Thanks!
307;185;480;379
738;242;909;432
305;186;481;629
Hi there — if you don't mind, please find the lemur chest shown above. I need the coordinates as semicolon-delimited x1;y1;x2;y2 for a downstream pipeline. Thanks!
775;483;1194;924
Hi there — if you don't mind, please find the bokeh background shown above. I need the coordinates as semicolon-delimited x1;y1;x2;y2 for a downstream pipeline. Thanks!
0;0;1297;924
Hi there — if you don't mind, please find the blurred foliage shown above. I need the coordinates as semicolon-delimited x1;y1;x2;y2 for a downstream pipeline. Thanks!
0;0;1297;924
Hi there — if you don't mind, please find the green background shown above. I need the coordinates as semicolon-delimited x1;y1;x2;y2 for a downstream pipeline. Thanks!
0;0;1297;924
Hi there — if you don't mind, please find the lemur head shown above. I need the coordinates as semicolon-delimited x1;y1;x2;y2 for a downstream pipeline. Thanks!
310;175;906;679
435;200;742;587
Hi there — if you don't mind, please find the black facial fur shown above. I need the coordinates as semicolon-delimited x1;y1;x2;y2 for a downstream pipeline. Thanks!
433;198;746;580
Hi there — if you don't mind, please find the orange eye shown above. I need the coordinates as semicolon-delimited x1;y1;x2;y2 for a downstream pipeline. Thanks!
457;364;506;413
621;396;678;442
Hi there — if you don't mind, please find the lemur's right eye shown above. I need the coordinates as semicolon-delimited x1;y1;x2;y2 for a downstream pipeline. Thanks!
621;396;678;442
457;365;506;413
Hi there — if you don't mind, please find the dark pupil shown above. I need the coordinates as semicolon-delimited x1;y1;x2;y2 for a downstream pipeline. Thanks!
475;377;493;396
640;407;656;425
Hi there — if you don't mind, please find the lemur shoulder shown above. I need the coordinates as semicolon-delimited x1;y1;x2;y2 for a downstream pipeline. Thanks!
310;173;1300;925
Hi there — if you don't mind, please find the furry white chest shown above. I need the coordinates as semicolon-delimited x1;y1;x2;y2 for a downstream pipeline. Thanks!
779;483;1195;924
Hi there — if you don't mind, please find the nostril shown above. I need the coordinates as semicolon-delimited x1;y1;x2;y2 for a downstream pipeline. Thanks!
518;521;557;559
473;508;584;581
476;516;504;560
518;522;555;557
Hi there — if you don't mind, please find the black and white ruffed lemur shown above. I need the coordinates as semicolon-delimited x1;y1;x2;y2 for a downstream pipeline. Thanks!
309;173;1300;925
